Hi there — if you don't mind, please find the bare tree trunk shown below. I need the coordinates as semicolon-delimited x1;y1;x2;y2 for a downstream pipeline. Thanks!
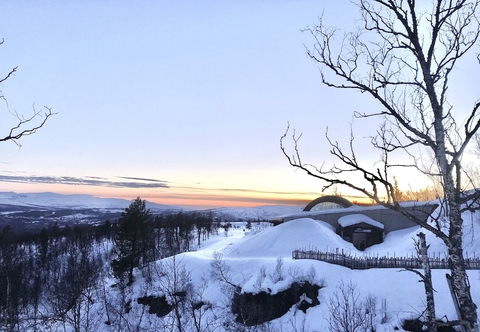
280;1;480;330
417;232;437;332
448;210;478;332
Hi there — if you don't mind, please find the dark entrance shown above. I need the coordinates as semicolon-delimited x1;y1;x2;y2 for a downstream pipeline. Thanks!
338;215;384;250
352;232;367;251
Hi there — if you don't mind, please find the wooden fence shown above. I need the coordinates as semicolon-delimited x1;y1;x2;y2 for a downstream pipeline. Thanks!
292;249;480;270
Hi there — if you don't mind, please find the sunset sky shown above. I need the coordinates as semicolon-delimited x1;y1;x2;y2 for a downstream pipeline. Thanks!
0;1;477;209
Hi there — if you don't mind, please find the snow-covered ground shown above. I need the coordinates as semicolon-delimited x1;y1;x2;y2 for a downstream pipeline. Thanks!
161;214;480;331
3;192;479;330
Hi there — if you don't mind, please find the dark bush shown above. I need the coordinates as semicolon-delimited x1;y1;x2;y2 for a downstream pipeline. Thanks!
403;318;457;332
137;295;172;317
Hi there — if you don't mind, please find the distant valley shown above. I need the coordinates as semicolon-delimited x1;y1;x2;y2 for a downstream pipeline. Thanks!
0;192;303;234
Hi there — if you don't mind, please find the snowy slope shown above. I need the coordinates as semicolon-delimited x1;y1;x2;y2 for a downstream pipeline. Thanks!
3;192;479;330
224;218;356;258
156;210;480;331
17;196;477;331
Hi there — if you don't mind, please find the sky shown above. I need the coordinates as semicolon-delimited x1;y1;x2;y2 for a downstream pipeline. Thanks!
0;1;478;209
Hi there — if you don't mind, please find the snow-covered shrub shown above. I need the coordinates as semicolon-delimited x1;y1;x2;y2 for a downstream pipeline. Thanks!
327;280;374;332
268;257;285;283
254;265;267;291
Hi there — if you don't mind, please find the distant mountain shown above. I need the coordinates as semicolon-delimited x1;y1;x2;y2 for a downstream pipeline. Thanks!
0;192;181;211
0;191;304;234
0;192;182;234
0;192;304;219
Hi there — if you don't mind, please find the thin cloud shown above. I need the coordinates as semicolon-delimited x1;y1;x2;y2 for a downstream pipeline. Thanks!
117;176;167;183
173;184;320;197
0;174;169;189
146;192;311;206
191;195;311;205
217;187;320;196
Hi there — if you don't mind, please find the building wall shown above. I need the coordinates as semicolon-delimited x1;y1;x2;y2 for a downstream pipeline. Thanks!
282;203;438;234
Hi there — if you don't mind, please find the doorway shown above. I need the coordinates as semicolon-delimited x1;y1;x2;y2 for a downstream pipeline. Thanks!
352;232;367;250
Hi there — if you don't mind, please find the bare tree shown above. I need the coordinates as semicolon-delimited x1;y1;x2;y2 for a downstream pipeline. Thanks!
1;40;54;147
281;1;480;331
157;255;191;332
405;233;437;332
327;280;369;332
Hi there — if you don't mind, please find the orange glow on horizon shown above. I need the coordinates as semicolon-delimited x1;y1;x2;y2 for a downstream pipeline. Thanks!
0;181;377;209
141;195;312;210
0;182;315;209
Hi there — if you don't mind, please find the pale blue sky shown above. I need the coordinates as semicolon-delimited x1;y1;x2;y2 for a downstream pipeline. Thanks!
0;1;476;208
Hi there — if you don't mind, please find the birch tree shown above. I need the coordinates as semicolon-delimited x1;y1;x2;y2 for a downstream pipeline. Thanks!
281;1;480;330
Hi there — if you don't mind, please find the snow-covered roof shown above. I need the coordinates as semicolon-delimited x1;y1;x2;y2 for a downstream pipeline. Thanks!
338;214;384;229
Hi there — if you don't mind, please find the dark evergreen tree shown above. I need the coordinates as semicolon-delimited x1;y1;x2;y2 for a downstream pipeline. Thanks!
38;227;49;267
0;226;22;331
112;197;153;284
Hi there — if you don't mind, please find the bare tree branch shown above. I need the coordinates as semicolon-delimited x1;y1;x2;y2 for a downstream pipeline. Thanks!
1;106;55;147
1;40;56;147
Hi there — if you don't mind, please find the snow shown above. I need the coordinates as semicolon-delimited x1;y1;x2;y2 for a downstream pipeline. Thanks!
6;193;479;331
170;209;480;330
224;218;355;258
338;213;385;229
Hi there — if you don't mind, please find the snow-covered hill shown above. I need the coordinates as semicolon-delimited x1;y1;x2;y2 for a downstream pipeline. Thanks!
2;191;480;331
91;210;476;332
174;214;480;331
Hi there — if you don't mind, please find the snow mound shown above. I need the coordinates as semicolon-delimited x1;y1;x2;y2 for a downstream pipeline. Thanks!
338;213;384;229
224;217;356;258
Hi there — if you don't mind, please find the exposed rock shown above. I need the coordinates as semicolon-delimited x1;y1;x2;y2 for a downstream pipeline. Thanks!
137;295;172;317
232;281;321;326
